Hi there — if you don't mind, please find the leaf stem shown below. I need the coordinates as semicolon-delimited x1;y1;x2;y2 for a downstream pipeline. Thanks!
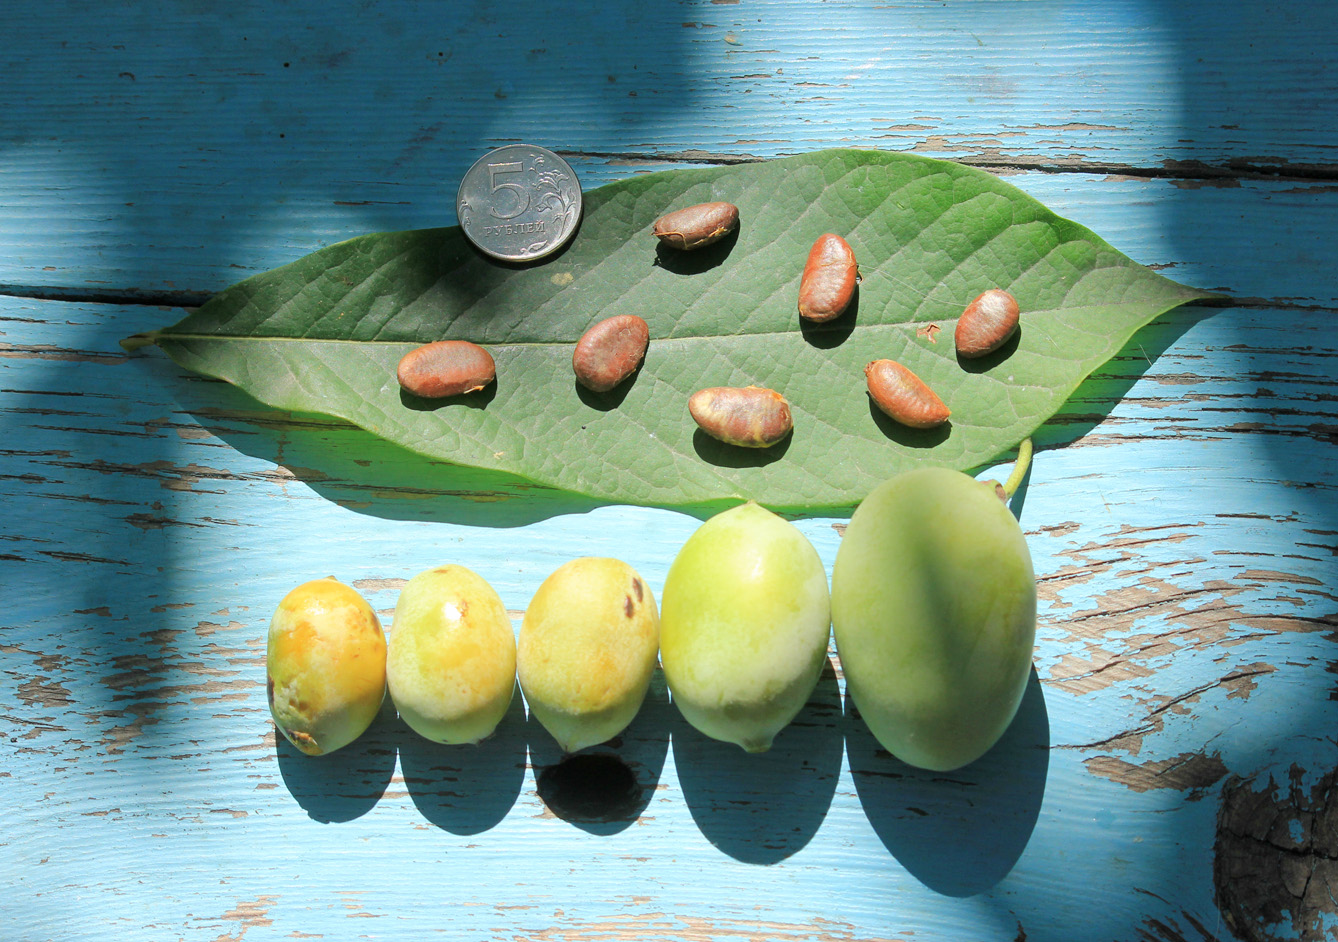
119;331;161;352
1001;438;1033;500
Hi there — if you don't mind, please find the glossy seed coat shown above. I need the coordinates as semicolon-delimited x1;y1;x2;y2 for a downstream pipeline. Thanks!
653;201;740;250
689;385;793;448
955;289;1020;358
865;360;950;429
572;315;650;392
397;340;496;398
798;233;858;322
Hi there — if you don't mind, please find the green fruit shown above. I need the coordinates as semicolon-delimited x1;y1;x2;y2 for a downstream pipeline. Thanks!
518;557;659;753
387;565;516;745
831;467;1037;772
267;577;387;756
660;501;831;753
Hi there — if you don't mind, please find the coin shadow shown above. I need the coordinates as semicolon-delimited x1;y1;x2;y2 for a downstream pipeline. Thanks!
275;697;399;823
528;671;672;835
399;382;498;412
867;399;952;447
396;684;528;835
653;227;740;275
956;326;1022;373
800;286;859;349
846;668;1050;897
671;659;844;864
692;428;792;467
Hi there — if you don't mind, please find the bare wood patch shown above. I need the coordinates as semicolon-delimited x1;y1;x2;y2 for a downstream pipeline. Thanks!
510;911;911;942
1085;751;1228;794
352;577;408;593
16;677;73;707
208;894;277;942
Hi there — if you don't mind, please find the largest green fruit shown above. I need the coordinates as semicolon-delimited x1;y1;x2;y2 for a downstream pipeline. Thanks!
660;501;831;753
831;467;1036;772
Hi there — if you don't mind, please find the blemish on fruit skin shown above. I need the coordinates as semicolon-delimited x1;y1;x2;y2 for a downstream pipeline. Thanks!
624;595;635;618
266;675;275;706
632;578;644;602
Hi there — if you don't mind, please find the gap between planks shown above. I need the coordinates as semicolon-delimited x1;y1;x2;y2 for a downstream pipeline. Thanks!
1;151;1334;311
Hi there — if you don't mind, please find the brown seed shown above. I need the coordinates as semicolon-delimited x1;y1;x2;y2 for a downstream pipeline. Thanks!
864;360;950;429
572;314;650;392
397;340;496;398
955;289;1020;358
688;385;793;448
653;201;740;250
798;233;858;323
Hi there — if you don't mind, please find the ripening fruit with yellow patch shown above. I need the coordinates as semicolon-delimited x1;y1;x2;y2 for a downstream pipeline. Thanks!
518;557;659;753
387;565;516;745
267;577;387;756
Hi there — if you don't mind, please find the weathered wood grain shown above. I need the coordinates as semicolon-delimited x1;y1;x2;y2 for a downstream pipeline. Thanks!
0;0;1335;297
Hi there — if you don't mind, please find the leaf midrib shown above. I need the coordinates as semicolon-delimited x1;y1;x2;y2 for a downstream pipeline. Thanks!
159;293;1170;351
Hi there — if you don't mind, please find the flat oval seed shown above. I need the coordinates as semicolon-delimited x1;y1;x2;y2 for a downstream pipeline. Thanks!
865;360;950;429
573;315;650;392
688;385;793;448
955;288;1020;358
397;340;496;398
798;233;858;322
653;202;740;250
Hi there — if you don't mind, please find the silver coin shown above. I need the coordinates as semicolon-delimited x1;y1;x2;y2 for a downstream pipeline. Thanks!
455;144;583;263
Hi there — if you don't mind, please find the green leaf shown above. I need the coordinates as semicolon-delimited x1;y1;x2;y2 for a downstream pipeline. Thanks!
131;149;1213;511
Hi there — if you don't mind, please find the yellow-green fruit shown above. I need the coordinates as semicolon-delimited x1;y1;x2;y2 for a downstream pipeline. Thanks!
518;557;659;753
831;467;1037;771
660;501;832;753
387;564;516;745
267;577;387;756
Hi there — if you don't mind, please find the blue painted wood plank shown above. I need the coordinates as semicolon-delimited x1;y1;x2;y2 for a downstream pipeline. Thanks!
0;0;1334;297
